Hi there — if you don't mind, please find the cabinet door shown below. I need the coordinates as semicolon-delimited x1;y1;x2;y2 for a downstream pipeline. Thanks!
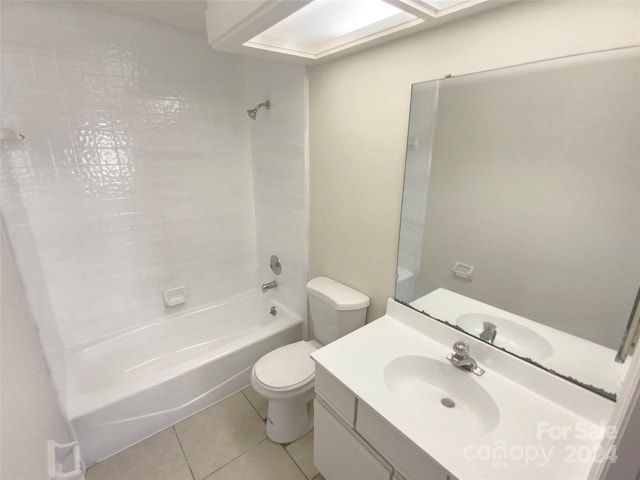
357;402;449;480
314;400;392;480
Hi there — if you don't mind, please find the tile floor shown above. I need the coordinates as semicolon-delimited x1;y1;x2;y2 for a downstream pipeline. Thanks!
86;387;325;480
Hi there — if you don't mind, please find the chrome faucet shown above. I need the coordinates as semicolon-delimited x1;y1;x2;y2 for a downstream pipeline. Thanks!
479;321;497;344
261;280;277;292
447;341;485;376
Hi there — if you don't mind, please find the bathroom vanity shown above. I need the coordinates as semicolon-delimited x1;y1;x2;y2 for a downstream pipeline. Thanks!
311;300;615;480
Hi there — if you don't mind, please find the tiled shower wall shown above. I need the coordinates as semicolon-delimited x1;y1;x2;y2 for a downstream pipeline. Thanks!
397;81;438;301
1;1;307;354
246;59;308;323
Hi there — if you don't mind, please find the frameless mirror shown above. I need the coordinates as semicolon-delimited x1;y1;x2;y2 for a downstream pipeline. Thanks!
396;47;640;400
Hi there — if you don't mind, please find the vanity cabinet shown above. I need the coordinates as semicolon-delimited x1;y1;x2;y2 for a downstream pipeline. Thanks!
314;365;452;480
357;401;452;480
314;400;392;480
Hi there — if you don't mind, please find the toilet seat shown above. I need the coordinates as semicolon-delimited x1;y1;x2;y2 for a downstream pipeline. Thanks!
253;340;320;392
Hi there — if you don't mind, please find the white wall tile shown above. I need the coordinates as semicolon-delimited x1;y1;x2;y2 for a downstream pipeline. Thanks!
246;59;308;320
1;1;307;353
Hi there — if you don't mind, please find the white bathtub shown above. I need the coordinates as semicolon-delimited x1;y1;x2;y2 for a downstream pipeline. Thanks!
66;292;302;465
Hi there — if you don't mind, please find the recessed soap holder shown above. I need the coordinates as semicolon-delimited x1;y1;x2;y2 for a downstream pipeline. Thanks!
163;286;188;307
47;440;83;480
452;262;474;280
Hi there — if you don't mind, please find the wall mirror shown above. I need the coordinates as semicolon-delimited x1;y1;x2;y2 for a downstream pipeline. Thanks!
396;46;639;400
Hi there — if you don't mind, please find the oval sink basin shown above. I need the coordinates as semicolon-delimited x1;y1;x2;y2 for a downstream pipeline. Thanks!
456;313;553;360
384;356;500;435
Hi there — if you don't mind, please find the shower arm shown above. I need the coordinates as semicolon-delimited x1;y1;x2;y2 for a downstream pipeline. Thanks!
247;100;271;119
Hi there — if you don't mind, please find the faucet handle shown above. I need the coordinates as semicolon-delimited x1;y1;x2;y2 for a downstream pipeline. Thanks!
452;341;469;358
482;321;496;333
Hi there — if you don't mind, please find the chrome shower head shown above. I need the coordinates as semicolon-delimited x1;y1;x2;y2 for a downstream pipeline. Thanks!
247;100;270;120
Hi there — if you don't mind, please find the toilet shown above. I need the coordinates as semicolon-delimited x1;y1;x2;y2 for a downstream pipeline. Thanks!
251;276;370;443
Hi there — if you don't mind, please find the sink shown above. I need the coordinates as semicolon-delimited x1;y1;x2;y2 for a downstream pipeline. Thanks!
456;313;553;359
384;356;500;435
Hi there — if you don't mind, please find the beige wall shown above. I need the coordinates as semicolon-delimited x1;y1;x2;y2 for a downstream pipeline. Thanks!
308;0;640;322
1;233;73;479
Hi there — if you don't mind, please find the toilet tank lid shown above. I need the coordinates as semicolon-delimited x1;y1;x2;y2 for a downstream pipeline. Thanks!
306;276;370;311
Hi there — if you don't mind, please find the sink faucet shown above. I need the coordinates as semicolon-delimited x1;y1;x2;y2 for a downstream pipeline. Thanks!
479;321;497;344
447;341;485;376
261;280;277;292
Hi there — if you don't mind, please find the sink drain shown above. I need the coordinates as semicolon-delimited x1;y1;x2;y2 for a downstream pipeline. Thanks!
441;398;455;408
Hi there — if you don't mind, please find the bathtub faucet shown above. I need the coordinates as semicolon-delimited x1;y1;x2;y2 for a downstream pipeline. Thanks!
261;280;278;292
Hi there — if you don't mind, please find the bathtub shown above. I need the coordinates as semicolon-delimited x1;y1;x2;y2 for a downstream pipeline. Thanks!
66;292;302;465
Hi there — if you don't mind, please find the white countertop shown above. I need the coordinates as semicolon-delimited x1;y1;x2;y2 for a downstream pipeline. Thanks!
312;299;616;480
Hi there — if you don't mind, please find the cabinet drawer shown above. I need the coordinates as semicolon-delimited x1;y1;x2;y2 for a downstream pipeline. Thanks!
314;400;392;480
357;401;449;480
314;365;357;425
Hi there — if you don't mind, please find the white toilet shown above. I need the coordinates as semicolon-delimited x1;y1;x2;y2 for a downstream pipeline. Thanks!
251;276;369;443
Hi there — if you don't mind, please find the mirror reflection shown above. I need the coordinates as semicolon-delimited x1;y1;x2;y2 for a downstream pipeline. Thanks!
396;47;639;399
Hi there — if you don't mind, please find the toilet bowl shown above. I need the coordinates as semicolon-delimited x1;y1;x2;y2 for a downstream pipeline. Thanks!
251;276;369;443
251;340;321;443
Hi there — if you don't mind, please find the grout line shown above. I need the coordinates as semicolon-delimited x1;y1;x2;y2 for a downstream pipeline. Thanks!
283;439;311;480
241;387;267;422
199;393;269;478
202;438;269;480
201;452;246;480
173;426;196;480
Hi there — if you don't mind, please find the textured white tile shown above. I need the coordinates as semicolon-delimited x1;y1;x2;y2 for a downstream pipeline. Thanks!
2;0;308;350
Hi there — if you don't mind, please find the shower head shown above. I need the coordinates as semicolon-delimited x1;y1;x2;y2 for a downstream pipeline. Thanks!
247;100;270;120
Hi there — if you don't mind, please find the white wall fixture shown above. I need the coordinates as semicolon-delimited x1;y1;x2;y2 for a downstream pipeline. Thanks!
451;261;474;280
47;441;83;480
163;286;188;307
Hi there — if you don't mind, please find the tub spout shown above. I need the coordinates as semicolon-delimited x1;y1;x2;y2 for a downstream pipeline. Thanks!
261;280;277;292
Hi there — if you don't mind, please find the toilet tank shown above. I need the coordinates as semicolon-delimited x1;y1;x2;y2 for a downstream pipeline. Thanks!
306;276;370;345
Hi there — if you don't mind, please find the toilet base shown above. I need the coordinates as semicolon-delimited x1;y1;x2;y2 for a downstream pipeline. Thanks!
265;390;314;444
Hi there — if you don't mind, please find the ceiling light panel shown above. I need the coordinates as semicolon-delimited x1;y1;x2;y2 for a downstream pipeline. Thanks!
420;0;475;11
245;0;419;59
393;0;487;17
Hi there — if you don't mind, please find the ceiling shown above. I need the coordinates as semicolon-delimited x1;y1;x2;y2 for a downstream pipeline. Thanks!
85;1;209;35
